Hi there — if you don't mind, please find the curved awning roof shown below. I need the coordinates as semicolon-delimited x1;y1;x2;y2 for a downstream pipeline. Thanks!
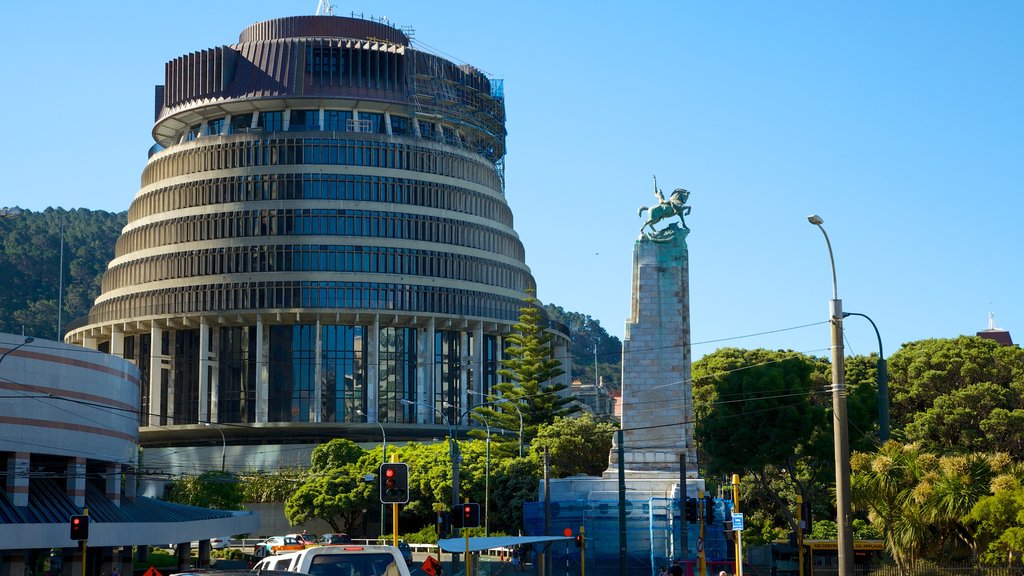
436;536;572;553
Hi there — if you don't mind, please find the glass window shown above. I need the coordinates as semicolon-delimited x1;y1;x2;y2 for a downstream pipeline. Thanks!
324;110;353;132
206;117;225;136
390;116;410;136
362;113;385;134
258;111;283;132
289;110;320;131
230;113;253;134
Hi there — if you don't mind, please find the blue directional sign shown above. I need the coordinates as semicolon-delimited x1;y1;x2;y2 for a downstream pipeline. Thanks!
732;512;744;531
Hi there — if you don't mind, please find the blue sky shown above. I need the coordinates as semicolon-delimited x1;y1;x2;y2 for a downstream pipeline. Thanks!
2;1;1021;367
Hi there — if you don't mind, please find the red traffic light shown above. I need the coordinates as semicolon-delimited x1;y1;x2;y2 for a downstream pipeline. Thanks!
70;514;89;540
385;468;396;478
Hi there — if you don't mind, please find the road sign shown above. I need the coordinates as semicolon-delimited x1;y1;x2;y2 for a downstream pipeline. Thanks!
732;512;744;531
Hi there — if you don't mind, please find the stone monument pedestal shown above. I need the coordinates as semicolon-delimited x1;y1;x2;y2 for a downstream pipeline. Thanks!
525;222;712;569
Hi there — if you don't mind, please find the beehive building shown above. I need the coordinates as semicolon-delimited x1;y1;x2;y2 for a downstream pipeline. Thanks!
66;14;569;474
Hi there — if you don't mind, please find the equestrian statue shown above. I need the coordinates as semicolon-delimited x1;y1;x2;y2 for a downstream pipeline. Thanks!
638;176;691;238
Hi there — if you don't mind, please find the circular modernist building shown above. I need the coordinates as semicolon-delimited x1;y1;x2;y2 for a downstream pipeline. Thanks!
66;14;569;474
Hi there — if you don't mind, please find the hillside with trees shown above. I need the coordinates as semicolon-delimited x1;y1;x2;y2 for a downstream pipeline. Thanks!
543;303;623;390
0;208;125;339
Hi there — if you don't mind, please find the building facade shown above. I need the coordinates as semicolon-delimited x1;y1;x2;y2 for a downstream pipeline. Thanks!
0;333;258;575
64;14;569;475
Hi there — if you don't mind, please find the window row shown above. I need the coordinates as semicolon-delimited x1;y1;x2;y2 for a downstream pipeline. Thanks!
180;108;492;154
143;136;502;192
129;173;511;226
88;281;525;326
103;243;530;293
115;209;526;261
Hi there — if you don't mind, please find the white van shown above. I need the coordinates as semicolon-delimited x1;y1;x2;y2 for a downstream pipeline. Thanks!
253;545;412;576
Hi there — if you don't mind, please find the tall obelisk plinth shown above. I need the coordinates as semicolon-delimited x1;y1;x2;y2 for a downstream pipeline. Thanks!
609;220;697;478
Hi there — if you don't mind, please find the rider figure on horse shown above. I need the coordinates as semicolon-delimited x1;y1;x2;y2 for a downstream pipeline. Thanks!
640;176;691;236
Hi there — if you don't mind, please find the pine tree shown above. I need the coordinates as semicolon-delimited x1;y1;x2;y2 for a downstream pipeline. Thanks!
481;294;577;451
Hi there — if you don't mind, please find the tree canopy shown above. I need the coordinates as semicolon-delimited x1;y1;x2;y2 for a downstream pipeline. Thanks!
0;208;125;339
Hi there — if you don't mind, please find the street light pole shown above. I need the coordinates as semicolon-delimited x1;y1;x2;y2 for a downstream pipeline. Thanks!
469;412;492;537
399;399;457;505
807;214;853;576
204;422;226;471
357;409;387;537
469;391;525;457
843;312;889;442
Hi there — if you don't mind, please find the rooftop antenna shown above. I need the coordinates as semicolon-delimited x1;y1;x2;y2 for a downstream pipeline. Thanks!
989;310;997;330
315;0;334;16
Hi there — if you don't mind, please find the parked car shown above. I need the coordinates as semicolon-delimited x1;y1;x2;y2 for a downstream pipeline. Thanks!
210;536;232;549
317;533;353;546
287;533;318;547
254;535;305;557
396;541;413;565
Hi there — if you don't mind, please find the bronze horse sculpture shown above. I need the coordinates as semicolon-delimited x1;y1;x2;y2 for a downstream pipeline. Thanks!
639;179;691;235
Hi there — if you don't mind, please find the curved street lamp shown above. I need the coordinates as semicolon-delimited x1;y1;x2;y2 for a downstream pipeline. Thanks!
203;422;226;471
807;214;853;576
469;390;524;457
843;311;889;442
0;337;35;371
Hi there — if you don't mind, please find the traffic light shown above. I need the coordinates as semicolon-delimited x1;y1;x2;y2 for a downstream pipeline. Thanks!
379;463;409;504
574;534;583;548
800;502;812;533
70;514;89;541
705;496;715;525
685;497;697;524
451;503;480;528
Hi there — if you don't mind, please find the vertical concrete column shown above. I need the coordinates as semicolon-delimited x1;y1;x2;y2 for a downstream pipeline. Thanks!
209;325;220;421
473;322;484;399
4;552;26;576
199;319;210;423
110;327;125;359
124;466;137;501
554;340;570;388
149;324;164;426
6;452;29;507
137;545;150;567
83;336;98;350
165;326;177;423
367;315;380;415
119;546;134;575
198;540;212;568
314;317;323;422
256;315;268;423
64;547;84;576
105;463;122;507
459;332;470;418
416;318;435;412
67;457;86;508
